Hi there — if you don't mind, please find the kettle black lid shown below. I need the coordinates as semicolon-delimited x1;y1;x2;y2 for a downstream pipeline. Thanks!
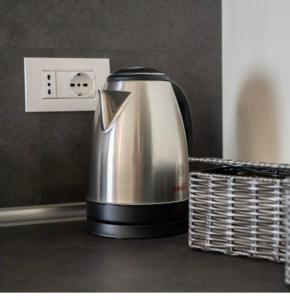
107;66;170;81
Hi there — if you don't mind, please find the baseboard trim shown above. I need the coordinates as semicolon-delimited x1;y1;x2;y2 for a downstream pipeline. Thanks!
0;202;86;227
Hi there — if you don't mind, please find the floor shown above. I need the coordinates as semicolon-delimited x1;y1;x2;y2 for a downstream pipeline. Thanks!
0;221;289;292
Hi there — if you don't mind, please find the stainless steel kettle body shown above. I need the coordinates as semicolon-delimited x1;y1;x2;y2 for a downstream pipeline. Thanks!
86;67;193;238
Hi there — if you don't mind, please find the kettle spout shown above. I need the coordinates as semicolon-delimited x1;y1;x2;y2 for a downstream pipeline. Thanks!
98;90;131;131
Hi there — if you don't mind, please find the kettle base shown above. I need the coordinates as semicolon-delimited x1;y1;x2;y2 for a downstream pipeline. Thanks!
85;218;187;239
85;200;188;238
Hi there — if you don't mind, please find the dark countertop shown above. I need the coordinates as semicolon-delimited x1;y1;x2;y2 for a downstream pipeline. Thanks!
0;221;289;292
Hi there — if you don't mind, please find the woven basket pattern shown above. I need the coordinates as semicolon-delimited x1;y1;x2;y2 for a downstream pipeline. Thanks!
286;179;290;284
189;157;287;262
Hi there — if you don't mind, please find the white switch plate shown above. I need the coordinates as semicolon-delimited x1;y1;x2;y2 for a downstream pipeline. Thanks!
24;57;110;112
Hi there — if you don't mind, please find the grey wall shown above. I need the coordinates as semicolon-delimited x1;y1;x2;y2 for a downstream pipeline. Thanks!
0;0;221;208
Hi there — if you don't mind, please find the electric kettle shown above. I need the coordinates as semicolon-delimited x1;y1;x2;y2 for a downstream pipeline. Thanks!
86;67;193;238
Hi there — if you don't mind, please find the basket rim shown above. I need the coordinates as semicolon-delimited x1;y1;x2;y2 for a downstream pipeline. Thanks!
189;171;289;183
189;157;290;170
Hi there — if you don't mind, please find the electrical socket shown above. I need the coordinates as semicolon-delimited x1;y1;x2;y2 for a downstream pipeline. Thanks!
41;70;96;99
69;72;95;98
24;58;110;112
42;71;56;98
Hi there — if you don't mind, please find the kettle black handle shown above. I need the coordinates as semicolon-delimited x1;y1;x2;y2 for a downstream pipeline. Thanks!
171;81;194;157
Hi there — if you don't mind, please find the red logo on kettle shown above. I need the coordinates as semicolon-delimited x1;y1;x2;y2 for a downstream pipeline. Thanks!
172;183;187;192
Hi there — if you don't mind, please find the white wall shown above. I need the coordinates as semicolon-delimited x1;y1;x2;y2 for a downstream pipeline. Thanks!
223;0;290;163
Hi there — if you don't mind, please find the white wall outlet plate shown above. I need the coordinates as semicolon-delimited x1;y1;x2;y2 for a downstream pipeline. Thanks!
24;57;110;112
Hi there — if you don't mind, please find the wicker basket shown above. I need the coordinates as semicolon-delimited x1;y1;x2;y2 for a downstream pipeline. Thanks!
286;178;290;284
189;157;289;263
